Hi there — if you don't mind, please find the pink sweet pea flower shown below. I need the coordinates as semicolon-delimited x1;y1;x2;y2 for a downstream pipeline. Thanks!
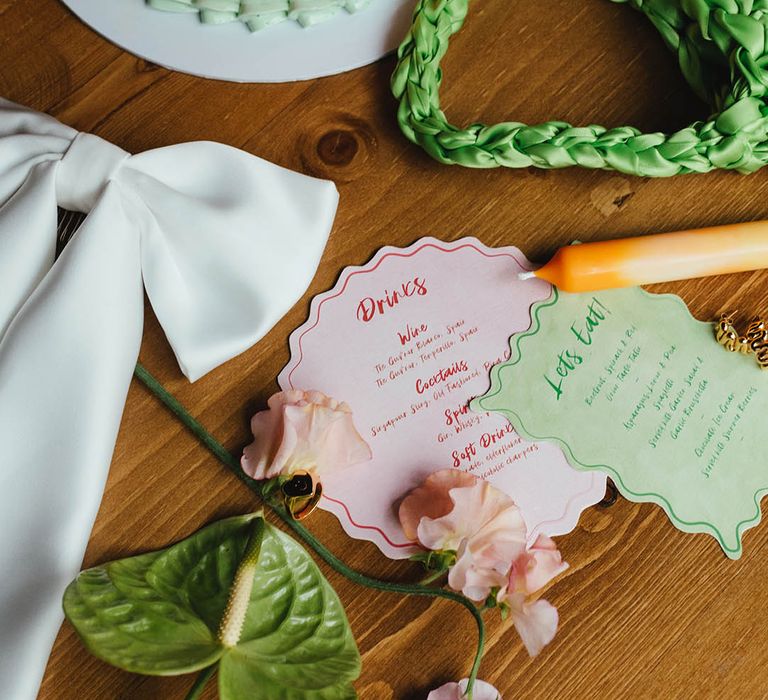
400;471;568;655
427;678;501;699
504;595;559;658
399;469;476;541
499;534;568;657
508;534;568;594
398;469;528;601
241;390;372;481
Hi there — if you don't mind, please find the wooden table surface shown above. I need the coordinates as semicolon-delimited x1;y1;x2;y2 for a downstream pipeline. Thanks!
4;0;768;698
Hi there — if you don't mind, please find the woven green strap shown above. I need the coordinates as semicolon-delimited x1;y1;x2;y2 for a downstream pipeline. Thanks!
391;0;768;176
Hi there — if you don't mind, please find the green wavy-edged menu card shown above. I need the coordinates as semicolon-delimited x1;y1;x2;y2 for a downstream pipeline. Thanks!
472;287;765;559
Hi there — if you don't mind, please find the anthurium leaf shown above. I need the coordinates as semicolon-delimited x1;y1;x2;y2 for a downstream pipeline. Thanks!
62;513;259;675
63;513;361;698
218;525;360;700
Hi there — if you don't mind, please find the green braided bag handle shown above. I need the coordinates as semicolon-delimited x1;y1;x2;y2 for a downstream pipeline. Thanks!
391;0;768;176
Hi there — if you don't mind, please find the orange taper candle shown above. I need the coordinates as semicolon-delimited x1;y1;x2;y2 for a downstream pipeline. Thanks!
520;221;768;292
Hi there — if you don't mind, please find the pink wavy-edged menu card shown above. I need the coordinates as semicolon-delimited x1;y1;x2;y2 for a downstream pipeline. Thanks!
279;238;607;559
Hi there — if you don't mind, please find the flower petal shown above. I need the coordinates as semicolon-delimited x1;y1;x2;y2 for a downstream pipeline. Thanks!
522;534;569;592
241;397;285;479
241;390;371;481
509;595;559;657
319;408;373;471
427;679;501;700
417;479;526;554
457;679;502;700
447;540;508;602
427;681;461;700
398;469;477;542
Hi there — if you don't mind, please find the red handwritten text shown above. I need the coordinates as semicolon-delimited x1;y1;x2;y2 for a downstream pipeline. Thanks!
416;360;468;395
398;322;428;346
356;278;428;323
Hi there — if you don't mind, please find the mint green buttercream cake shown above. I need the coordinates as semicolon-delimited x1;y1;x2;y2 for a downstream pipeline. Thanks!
146;0;371;31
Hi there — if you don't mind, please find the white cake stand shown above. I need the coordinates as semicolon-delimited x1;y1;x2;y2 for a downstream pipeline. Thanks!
60;0;415;83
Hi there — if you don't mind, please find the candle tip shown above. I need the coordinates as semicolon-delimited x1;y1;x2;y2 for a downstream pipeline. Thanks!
518;271;537;281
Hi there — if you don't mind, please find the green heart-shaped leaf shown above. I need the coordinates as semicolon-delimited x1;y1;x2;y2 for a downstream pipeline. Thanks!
63;514;360;698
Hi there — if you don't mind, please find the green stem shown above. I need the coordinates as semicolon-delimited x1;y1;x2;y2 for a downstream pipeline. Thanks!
133;362;485;695
134;364;237;472
418;569;449;586
184;664;216;700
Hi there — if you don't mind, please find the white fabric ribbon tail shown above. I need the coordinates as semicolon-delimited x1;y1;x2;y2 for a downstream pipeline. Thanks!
0;97;339;699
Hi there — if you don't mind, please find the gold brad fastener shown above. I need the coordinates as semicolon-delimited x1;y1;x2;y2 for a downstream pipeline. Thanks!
282;472;323;520
715;312;768;369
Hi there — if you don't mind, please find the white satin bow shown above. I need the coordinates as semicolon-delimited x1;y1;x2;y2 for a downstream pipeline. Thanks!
0;98;339;699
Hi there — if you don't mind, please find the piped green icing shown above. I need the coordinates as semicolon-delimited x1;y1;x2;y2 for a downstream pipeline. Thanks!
146;0;372;31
